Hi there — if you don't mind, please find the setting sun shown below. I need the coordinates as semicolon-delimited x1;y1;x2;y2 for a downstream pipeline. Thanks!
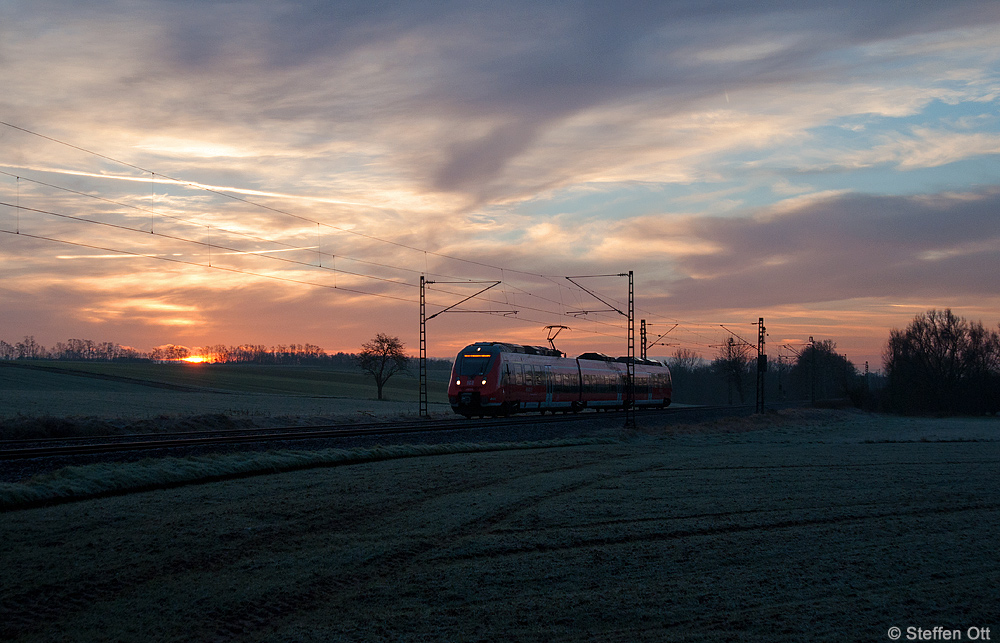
182;355;210;364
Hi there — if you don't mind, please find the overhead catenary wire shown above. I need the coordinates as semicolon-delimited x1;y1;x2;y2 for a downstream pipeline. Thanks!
0;170;487;285
0;166;624;332
0;228;412;303
0;121;761;349
0;173;631;336
0;131;622;329
0;121;553;280
0;120;691;329
0;214;627;341
0;225;620;340
0;194;744;351
0;200;412;289
0;121;751;340
0;193;630;337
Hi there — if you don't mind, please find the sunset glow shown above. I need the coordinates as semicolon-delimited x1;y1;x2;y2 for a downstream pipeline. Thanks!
1;2;999;368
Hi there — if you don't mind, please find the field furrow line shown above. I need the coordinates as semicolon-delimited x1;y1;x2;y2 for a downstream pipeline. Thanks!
433;501;1000;563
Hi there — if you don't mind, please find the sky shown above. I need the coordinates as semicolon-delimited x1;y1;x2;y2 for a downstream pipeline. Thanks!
1;0;999;367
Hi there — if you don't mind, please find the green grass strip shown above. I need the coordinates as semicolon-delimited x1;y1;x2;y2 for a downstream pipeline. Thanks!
0;437;619;512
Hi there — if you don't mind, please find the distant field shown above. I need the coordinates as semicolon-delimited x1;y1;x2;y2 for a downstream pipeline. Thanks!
2;410;997;641
0;361;453;424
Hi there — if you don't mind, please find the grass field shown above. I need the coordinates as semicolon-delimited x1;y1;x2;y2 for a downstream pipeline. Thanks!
2;409;998;642
0;361;453;431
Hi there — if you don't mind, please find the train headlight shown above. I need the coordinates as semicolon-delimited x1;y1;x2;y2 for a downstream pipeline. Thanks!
481;379;487;385
456;379;461;386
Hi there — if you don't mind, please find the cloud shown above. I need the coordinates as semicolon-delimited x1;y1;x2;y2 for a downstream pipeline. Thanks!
652;188;1000;311
5;0;998;208
857;128;1000;170
431;120;545;195
2;0;1000;360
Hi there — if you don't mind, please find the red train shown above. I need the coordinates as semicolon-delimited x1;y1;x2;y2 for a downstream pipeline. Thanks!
447;341;672;418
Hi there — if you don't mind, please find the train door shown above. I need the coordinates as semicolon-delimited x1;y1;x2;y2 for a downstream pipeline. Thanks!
512;362;525;410
544;365;553;407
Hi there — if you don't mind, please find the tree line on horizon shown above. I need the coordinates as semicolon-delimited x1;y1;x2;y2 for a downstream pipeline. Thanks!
0;336;147;362
665;337;865;409
2;308;997;415
0;337;452;370
666;309;999;415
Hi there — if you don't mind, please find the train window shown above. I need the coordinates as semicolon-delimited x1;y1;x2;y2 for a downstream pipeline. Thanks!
525;366;534;386
514;364;524;386
457;353;494;376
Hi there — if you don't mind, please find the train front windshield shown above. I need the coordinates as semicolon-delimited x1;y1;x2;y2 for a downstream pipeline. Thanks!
455;352;495;377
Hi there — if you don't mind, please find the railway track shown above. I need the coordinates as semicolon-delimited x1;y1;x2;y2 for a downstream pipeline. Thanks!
0;405;751;460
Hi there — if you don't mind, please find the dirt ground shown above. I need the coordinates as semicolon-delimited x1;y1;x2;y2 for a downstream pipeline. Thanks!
2;410;998;642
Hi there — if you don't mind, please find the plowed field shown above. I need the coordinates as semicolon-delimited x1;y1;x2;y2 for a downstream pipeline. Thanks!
2;410;998;642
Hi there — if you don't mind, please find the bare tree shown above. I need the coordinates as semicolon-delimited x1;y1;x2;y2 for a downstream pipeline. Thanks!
15;335;45;359
150;344;190;361
713;337;752;405
356;333;410;401
790;339;857;403
885;309;1000;414
668;348;702;371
